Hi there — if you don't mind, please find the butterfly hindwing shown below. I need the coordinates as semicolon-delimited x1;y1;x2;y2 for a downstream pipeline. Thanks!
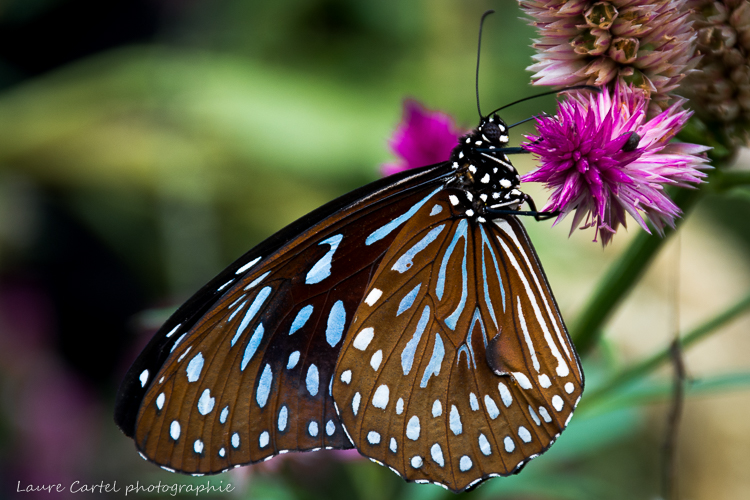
116;165;453;474
332;190;583;492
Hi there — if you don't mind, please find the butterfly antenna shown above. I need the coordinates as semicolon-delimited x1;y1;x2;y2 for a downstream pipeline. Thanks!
476;10;495;119
487;85;600;117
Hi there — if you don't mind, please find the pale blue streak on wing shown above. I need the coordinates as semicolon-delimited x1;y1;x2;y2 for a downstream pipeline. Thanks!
232;286;272;346
186;353;204;382
306;364;319;396
401;305;431;376
480;225;505;329
436;219;468;301
246;271;271;289
227;300;247;323
444;220;469;330
241;323;264;371
306;234;344;284
391;225;445;273
397;283;422;316
326;300;346;347
420;333;445;388
256;364;273;408
289;304;314;335
366;187;442;246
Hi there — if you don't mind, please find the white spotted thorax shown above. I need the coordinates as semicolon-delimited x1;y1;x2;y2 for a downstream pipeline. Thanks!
447;114;524;222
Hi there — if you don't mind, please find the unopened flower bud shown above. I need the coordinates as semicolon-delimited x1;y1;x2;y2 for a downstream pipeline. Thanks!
609;37;640;63
572;28;612;55
611;7;655;37
584;2;619;29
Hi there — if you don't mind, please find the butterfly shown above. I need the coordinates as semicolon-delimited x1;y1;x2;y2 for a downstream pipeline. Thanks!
115;10;584;492
114;107;584;492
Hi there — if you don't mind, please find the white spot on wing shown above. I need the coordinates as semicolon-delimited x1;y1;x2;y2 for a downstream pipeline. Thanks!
197;389;215;415
518;426;532;443
278;406;288;431
372;385;389;409
353;328;374;350
139;370;149;387
498;382;513;407
340;370;352;384
479;434;491;456
236;256;261;275
470;393;479;411
484;395;500;419
431;444;444;467
432;400;442;417
259;431;269;448
367;431;381;445
512;371;533;389
396;398;404;415
170;421;180;440
552;395;564;412
565;382;575;394
406;416;420;440
370;350;383;371
186;353;204;382
156;393;165;410
504;436;515;453
539;406;552;423
528;405;540;426
450;405;462;435
352;392;361;415
365;288;382;306
459;456;473;471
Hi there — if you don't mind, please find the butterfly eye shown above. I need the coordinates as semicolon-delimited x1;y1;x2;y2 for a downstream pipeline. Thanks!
483;122;501;140
622;132;640;152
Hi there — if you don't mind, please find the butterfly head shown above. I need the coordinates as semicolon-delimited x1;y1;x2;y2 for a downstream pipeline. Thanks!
448;114;525;220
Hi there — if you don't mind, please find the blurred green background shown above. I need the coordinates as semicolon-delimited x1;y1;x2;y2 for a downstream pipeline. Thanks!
0;0;749;499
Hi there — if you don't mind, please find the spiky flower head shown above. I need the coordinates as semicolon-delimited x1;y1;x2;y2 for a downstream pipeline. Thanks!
680;0;750;145
519;0;700;112
521;84;710;245
381;100;463;177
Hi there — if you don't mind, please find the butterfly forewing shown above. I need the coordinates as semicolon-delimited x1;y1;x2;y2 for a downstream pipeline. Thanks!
332;191;583;492
117;165;452;474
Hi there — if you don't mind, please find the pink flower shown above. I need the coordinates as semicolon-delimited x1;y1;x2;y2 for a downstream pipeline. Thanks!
381;100;463;176
521;84;710;246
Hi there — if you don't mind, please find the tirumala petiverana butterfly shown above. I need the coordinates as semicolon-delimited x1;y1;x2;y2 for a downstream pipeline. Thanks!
115;11;584;493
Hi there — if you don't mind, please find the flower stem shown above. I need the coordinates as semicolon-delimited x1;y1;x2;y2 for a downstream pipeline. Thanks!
711;169;750;192
583;289;750;406
570;183;706;355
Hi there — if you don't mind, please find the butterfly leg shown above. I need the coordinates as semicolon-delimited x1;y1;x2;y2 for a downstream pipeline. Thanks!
485;195;559;222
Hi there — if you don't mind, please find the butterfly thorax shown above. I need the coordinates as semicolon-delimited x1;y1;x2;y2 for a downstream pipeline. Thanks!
448;113;524;221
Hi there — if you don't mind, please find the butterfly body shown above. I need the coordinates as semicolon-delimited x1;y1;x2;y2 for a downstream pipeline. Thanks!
115;113;583;492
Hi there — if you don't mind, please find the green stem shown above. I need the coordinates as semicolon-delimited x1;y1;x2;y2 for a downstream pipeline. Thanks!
710;169;750;192
571;184;705;355
584;289;750;406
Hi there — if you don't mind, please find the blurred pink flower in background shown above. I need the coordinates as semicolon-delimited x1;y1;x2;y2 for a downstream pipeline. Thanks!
0;282;101;498
381;100;463;176
521;84;710;245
